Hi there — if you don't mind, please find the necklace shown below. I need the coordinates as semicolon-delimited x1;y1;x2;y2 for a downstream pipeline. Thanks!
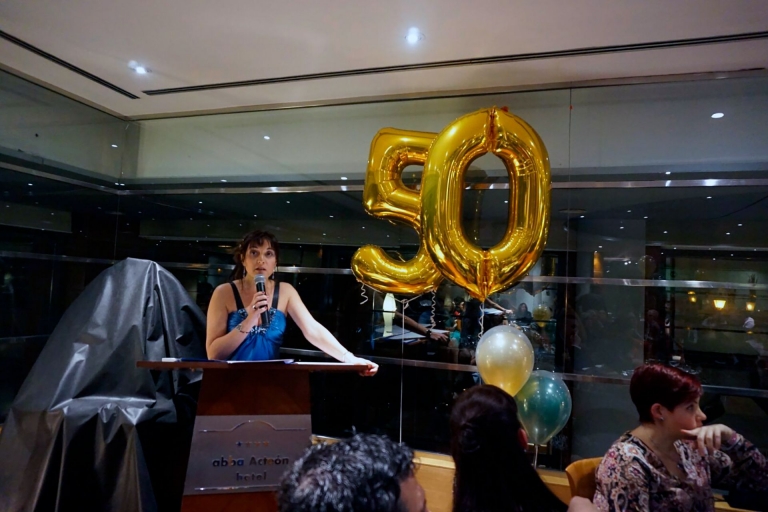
642;434;687;480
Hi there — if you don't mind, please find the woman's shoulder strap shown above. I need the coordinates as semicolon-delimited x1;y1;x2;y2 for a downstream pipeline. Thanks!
229;281;245;311
272;279;280;309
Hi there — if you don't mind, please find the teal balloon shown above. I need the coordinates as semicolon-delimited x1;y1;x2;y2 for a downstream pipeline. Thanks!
516;371;572;445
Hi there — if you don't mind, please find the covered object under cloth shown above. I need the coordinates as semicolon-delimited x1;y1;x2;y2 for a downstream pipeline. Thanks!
0;258;207;511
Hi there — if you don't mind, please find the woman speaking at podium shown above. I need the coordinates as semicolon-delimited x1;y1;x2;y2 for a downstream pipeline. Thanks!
206;230;378;376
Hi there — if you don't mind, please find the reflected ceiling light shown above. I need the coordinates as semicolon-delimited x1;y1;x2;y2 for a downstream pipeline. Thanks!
713;299;726;309
111;144;118;148
406;27;424;44
711;112;724;119
263;135;270;140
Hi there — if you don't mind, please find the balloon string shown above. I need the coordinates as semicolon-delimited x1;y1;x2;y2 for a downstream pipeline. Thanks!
429;290;437;329
359;282;369;305
479;307;485;338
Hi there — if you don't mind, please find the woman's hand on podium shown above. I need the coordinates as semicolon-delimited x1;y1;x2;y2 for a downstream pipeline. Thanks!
343;351;379;376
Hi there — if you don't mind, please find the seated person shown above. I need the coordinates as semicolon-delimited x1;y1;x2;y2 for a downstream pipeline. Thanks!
278;433;427;512
451;385;587;512
516;302;533;325
594;363;768;511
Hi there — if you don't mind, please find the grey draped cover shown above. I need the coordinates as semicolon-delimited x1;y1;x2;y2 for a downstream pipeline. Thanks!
0;258;207;511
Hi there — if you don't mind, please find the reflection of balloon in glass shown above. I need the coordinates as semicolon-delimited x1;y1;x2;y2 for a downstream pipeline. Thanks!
532;304;552;328
516;371;572;445
638;255;656;278
476;325;534;396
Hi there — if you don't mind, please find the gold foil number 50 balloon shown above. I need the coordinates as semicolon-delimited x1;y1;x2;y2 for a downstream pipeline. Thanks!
352;107;551;301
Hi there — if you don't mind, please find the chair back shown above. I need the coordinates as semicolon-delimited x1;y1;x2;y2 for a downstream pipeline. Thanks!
565;457;602;499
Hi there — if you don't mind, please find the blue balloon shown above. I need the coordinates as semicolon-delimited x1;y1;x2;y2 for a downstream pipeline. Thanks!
515;371;572;445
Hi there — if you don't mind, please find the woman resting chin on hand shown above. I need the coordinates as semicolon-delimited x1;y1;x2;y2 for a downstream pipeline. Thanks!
205;230;378;376
594;363;767;511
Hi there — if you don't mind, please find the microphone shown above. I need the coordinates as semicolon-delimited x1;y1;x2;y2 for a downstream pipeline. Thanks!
254;274;270;328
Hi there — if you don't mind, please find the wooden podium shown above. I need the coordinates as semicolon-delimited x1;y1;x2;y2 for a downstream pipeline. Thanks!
137;360;366;512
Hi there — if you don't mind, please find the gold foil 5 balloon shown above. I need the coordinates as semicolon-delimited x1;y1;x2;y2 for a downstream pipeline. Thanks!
351;107;551;300
476;325;534;396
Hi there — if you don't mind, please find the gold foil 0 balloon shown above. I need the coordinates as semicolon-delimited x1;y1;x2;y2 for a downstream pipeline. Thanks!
476;325;534;397
422;107;551;301
352;107;550;299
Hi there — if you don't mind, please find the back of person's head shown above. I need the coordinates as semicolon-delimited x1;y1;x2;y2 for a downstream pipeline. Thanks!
278;433;420;512
450;386;567;512
630;363;702;423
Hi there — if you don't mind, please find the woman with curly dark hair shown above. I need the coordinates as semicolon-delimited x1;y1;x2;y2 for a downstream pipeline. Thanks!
205;230;377;375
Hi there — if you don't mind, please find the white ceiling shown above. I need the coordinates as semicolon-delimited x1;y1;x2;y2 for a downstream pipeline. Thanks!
1;0;767;119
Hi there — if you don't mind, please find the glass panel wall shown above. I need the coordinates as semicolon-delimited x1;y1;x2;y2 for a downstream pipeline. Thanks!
2;67;767;472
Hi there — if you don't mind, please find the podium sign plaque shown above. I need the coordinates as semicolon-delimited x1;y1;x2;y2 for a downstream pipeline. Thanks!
184;414;311;494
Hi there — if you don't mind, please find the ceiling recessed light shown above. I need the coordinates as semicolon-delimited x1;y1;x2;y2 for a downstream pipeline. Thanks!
627;210;631;213
198;201;203;204
27;183;33;186
263;135;270;140
220;179;227;182
598;245;603;248
329;215;334;218
406;27;423;44
340;176;348;181
620;227;624;229
726;232;730;235
706;196;712;199
286;200;290;204
580;215;585;218
128;61;150;74
664;231;668;234
665;171;671;175
111;144;118;148
738;223;743;226
711;112;724;119
253;214;257;217
504;200;509;204
644;216;648;219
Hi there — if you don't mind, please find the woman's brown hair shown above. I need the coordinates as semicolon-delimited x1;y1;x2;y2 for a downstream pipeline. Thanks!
230;230;279;281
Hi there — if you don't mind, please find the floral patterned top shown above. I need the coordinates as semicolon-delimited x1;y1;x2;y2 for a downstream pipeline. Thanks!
594;431;768;512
